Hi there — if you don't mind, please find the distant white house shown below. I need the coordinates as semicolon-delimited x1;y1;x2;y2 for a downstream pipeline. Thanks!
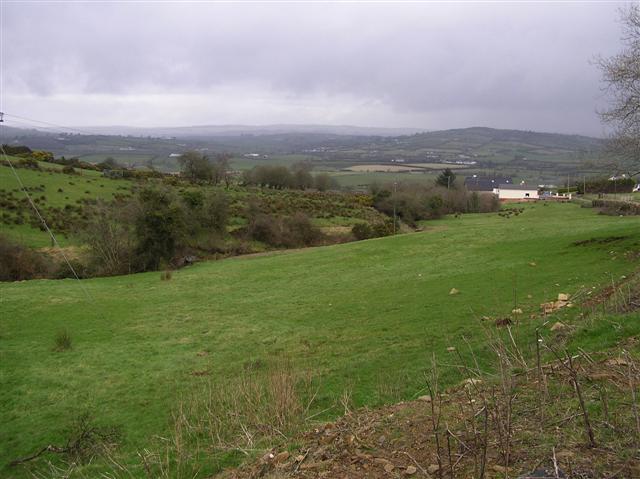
494;184;539;201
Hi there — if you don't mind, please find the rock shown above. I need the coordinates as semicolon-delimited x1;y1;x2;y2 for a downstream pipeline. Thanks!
446;346;456;352
512;308;523;314
427;464;440;474
405;465;417;475
529;262;537;267
541;302;555;314
463;378;482;387
550;321;567;332
261;452;275;463
384;463;395;473
274;451;290;463
418;394;432;402
449;288;459;295
558;293;569;301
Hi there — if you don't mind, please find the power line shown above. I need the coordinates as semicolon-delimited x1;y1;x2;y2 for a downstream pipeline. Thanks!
0;133;92;300
3;112;107;137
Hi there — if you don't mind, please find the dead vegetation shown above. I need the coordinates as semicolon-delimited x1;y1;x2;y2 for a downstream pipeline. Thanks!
218;273;640;479
9;414;120;469
220;340;639;479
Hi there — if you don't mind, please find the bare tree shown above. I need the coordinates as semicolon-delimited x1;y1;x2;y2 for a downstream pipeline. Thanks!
597;5;640;171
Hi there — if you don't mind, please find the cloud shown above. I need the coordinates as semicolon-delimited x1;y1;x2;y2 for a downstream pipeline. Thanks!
1;2;628;135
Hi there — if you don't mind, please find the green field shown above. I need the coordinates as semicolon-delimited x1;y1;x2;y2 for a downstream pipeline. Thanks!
0;162;132;209
1;203;639;475
0;162;134;247
331;170;438;188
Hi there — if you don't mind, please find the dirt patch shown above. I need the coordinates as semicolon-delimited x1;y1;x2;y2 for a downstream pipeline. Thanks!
37;245;86;262
320;226;352;236
582;272;640;313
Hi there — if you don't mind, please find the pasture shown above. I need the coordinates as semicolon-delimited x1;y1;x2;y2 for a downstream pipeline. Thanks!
0;162;134;247
1;203;639;476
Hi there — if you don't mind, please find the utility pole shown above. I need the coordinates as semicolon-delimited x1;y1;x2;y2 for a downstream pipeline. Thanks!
392;180;397;235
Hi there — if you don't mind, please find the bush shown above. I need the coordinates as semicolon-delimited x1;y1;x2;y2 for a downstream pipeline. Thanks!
371;219;396;237
134;187;186;271
62;165;76;175
247;213;282;245
80;202;136;276
0;235;52;281
352;222;373;240
282;213;323;247
578;177;635;194
247;212;323;248
371;182;499;225
201;191;229;232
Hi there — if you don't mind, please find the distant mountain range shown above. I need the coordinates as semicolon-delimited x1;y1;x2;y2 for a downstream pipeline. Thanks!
1;122;603;152
2;123;428;138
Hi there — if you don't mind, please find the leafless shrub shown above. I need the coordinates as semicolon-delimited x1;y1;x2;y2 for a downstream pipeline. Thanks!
10;413;120;468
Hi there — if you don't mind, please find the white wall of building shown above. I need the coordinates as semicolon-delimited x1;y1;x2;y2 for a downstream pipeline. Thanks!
495;188;539;200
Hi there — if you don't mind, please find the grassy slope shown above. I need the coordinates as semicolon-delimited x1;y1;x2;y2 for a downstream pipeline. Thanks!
0;162;133;247
1;203;639;475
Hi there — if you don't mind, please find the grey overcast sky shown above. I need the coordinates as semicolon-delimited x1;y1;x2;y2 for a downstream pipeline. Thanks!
0;1;633;135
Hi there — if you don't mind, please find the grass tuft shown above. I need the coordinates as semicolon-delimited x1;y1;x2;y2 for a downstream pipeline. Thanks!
53;329;72;352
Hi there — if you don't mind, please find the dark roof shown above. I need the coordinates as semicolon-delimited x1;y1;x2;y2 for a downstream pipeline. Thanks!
498;184;538;190
464;176;512;191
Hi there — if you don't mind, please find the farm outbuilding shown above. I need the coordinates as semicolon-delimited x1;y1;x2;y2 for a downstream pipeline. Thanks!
494;184;539;201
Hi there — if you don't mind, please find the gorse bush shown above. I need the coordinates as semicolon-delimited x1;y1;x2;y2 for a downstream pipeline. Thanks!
352;222;373;240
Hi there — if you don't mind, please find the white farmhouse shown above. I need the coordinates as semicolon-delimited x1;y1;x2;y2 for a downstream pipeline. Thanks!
493;184;539;201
